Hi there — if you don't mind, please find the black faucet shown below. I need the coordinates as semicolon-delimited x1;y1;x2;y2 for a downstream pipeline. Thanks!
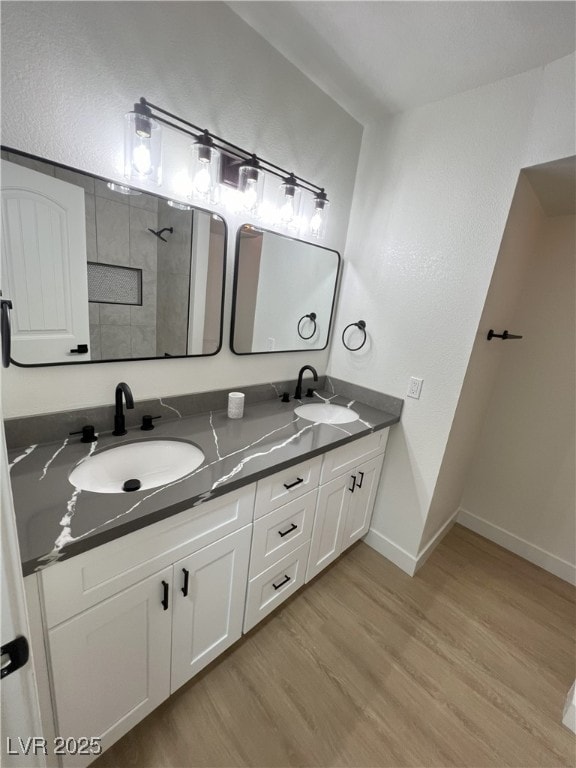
294;365;318;400
113;382;135;436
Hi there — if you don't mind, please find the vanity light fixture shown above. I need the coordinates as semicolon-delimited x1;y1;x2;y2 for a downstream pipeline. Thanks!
124;97;330;237
277;174;302;227
189;131;221;203
310;189;330;240
238;155;265;214
124;100;162;185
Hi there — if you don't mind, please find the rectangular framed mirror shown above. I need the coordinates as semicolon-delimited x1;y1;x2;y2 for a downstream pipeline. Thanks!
231;225;340;354
0;148;227;366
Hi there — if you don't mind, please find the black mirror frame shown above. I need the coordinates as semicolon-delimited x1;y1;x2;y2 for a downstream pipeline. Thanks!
230;223;341;356
1;146;228;368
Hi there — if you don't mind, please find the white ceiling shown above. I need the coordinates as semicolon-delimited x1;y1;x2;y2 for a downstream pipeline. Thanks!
228;1;576;123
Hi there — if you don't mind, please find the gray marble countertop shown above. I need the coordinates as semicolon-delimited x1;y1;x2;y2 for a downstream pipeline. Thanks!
8;391;400;576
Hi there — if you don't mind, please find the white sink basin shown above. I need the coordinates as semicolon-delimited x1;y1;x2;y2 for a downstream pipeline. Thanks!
294;403;360;424
69;439;205;494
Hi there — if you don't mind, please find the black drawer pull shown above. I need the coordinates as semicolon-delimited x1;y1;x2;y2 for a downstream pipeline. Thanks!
272;575;291;590
357;471;365;489
349;475;357;493
283;477;304;490
161;580;169;610
69;344;89;354
181;568;189;597
278;523;298;538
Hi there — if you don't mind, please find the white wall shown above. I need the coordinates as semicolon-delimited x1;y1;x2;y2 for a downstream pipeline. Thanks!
0;1;361;417
328;55;576;566
459;212;575;583
420;174;545;547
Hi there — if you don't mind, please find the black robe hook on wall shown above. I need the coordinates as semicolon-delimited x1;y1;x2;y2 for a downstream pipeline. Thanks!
487;329;523;341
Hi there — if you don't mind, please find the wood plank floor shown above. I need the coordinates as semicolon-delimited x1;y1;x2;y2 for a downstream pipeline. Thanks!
94;525;576;767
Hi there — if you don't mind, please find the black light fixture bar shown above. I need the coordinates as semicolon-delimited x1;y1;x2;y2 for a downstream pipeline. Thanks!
139;97;326;196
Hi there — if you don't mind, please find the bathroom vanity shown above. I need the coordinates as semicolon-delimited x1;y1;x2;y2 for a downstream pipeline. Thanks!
8;387;400;767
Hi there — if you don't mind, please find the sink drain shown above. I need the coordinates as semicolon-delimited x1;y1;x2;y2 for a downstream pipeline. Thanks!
123;478;142;492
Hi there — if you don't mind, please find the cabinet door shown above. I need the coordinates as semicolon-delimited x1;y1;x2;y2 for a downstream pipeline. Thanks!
171;525;251;693
342;454;384;549
305;474;351;582
48;567;172;767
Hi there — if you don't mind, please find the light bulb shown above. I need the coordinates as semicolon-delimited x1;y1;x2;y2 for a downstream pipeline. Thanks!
133;142;152;175
124;102;162;185
189;134;220;203
310;210;323;237
242;180;258;212
280;197;295;223
309;190;329;239
276;175;301;228
193;166;212;195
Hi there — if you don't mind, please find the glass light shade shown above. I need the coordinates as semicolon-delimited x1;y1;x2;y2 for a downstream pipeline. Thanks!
124;111;162;185
238;160;265;215
189;138;221;203
276;176;302;228
309;192;330;240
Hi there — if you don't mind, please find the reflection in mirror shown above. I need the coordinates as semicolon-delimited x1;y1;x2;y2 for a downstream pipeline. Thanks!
0;149;226;366
231;225;340;354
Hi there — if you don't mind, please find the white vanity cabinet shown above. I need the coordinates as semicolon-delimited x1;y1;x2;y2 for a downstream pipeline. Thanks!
306;432;388;582
48;567;173;767
39;488;255;766
28;429;391;766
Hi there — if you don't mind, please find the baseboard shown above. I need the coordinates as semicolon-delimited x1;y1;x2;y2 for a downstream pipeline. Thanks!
414;510;459;573
364;510;459;577
457;507;576;586
363;529;418;576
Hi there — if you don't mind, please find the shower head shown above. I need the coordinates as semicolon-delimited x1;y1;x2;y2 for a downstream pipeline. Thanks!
147;226;174;242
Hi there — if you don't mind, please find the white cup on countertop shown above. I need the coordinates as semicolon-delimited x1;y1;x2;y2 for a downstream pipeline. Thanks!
228;392;245;419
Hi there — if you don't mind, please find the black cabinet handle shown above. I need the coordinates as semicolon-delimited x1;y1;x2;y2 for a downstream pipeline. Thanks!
278;523;298;538
181;568;189;597
357;471;364;489
161;580;169;610
272;575;291;590
349;475;357;493
1;636;29;679
1;299;13;369
283;477;304;490
69;344;89;354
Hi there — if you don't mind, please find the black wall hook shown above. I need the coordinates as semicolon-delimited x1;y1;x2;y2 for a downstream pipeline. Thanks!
487;329;523;341
342;320;367;351
297;312;317;340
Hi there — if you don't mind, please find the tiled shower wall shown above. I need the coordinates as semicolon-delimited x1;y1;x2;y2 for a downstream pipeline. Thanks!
86;182;158;360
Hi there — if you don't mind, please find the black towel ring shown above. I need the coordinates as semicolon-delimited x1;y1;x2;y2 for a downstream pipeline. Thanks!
342;320;367;351
298;312;317;340
1;299;13;368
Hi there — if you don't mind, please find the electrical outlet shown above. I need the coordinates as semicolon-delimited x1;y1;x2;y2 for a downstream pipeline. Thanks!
267;337;276;351
407;377;423;399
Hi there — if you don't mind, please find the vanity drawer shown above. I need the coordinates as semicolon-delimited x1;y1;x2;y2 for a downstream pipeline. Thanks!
254;455;322;519
244;542;310;633
320;430;389;484
249;489;316;578
41;485;255;628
